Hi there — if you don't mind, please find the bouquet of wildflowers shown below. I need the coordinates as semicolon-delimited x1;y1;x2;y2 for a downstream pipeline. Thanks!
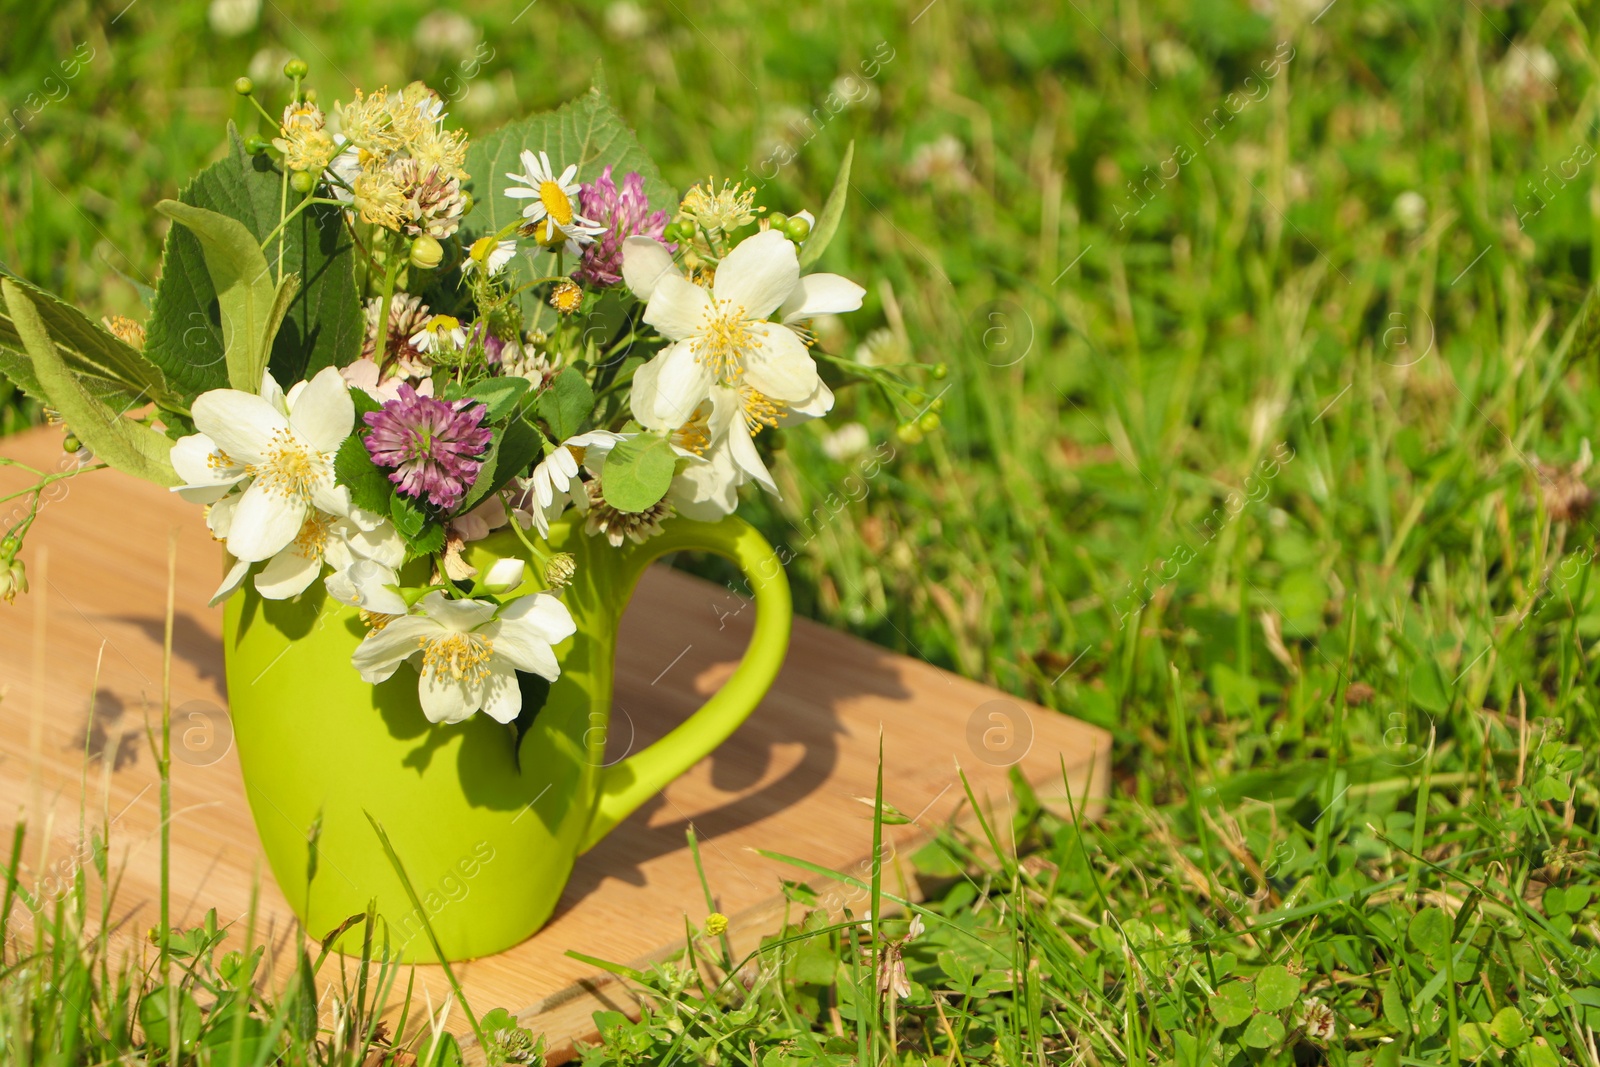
0;64;932;729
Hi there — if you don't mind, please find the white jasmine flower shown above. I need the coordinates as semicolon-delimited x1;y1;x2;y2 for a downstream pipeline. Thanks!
350;590;576;724
621;229;823;427
513;430;623;535
504;150;606;255
171;367;353;563
216;506;404;605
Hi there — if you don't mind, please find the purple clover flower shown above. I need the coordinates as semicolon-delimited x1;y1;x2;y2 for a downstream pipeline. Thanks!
575;166;673;287
363;384;493;511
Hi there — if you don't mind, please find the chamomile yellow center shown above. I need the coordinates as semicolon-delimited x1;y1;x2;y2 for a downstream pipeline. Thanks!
539;181;574;226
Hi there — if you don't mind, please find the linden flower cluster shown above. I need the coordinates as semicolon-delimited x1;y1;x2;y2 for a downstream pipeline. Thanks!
330;82;470;240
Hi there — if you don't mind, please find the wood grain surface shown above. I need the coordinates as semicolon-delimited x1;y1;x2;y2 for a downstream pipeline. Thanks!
0;425;1109;1061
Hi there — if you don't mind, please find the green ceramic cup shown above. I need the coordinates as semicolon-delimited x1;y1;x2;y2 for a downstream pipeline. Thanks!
221;513;791;962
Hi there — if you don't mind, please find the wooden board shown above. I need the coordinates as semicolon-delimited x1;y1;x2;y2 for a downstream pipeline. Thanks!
0;425;1109;1061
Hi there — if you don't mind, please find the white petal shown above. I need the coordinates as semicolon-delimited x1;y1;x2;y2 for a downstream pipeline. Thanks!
779;273;866;323
479;665;523;724
418;591;498;632
170;433;241;489
287;366;356;454
254;546;322;599
650;342;713;428
669;448;742;521
499;591;577;643
209;557;250;607
351;616;438;683
310;474;352;518
782;379;835;422
207;492;240;539
490;622;562;680
344;520;405;568
418;667;477;724
742;322;819;402
327;559;409;615
728;418;777;494
225;482;307;562
193;390;290;466
642;273;713;343
621;236;680;300
259;371;288;414
713;229;799;319
627;354;669;431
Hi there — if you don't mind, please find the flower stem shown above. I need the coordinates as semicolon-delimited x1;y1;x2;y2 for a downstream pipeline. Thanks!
372;234;405;374
258;196;343;260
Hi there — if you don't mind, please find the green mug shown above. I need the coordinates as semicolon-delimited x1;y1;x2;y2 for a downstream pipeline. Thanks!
221;513;791;962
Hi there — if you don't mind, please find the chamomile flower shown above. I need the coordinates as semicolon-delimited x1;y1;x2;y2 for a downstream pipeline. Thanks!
504;150;606;255
409;314;468;355
462;236;517;279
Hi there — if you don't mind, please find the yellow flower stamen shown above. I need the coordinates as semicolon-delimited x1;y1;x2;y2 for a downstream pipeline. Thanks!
695;301;752;382
360;609;400;631
246;429;324;501
674;405;712;455
293;513;333;558
740;388;782;436
539;181;574;226
419;631;495;686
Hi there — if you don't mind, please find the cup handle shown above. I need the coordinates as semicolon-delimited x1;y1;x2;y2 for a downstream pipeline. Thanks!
579;515;792;853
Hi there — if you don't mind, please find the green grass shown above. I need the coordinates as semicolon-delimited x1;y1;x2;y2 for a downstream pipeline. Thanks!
7;0;1600;1062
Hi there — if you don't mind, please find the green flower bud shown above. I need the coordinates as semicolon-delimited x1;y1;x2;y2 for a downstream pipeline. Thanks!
784;215;811;241
662;221;684;242
930;397;945;412
233;76;255;96
459;191;474;216
767;212;789;232
283;58;309;79
0;559;25;603
931;362;948;380
289;170;317;194
0;535;20;558
409;235;444;270
62;434;81;453
303;88;317;105
917;412;941;433
895;423;924;445
244;136;271;155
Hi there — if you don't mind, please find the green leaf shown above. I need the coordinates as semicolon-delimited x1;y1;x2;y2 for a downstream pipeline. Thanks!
334;435;395;516
466;85;674;323
0;268;170;409
1253;964;1299;1013
1;280;178;486
798;140;853;270
391;494;428;537
155;199;279;393
1210;980;1254;1027
1407;906;1450;957
446;376;529;422
1459;1022;1495;1059
139;987;202;1051
1240;1012;1284;1049
601;433;677;513
423;1032;464;1067
537;366;596;441
145;125;361;400
1489;1006;1531;1047
456;433;502;516
1409;657;1450;713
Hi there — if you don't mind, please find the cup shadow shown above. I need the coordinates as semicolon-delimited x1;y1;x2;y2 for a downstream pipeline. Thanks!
555;566;910;912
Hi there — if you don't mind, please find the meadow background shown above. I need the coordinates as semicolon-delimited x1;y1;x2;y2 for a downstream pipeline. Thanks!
5;0;1600;1063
